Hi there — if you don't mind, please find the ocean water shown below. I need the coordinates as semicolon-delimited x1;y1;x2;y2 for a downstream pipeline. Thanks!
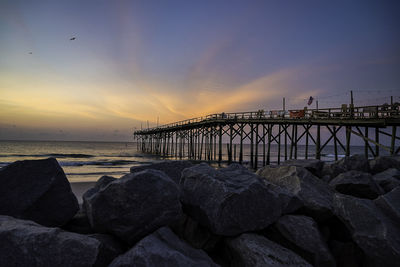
0;141;163;182
0;140;386;182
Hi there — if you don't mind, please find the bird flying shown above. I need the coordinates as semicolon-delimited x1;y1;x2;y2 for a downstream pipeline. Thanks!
70;37;76;41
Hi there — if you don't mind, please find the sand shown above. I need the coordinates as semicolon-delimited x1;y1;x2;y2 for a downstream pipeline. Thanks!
70;181;96;204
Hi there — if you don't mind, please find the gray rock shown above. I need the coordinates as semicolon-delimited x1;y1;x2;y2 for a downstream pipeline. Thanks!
369;156;400;174
275;215;335;267
333;193;400;266
256;165;334;220
0;215;113;267
282;159;325;177
262;182;303;214
89;234;126;266
62;207;94;234
109;227;218;267
181;163;281;236
336;154;370;173
0;158;79;227
322;154;370;179
329;240;364;267
374;187;400;225
83;175;117;201
329;170;384;199
372;168;400;193
84;169;182;245
170;214;220;251
225;233;312;267
130;161;193;184
321;162;346;182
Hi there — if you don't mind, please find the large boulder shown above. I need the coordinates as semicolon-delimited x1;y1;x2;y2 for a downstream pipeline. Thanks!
89;234;126;266
335;154;370;172
262;182;303;214
282;159;325;177
329;170;384;199
62;207;94;234
170;214;220;251
225;233;311;267
0;158;79;227
333;193;400;266
109;227;218;267
83;175;117;201
329;240;364;267
256;165;334;220
274;215;335;267
374;187;400;225
0;215;118;267
180;163;281;236
130;161;193;184
369;156;400;174
84;169;182;245
322;154;370;179
372;168;400;193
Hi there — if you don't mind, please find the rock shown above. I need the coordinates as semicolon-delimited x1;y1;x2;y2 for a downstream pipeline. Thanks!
89;234;126;266
180;163;281;236
369;156;400;174
274;215;335;267
262;182;303;214
320;163;346;182
322;154;370;179
329;170;384;199
109;227;218;267
374;187;400;225
256;165;334;220
329;240;364;267
130;161;193;184
372;168;400;193
62;207;94;234
225;233;312;267
0;158;79;227
333;193;400;266
336;154;370;173
83;175;117;201
282;159;325;177
0;215;115;267
170;214;220;251
84;169;182;245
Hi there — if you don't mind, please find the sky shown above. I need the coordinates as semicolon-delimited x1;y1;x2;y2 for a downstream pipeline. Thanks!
0;0;399;141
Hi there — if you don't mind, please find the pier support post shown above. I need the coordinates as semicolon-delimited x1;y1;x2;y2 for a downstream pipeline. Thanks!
364;127;369;158
278;124;281;164
218;124;222;163
375;127;379;157
391;126;396;155
346;126;351;157
316;125;321;160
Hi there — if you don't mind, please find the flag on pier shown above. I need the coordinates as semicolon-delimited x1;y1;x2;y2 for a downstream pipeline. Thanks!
308;96;314;105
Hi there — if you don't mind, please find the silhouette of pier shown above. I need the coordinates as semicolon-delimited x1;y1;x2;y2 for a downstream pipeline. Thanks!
134;102;400;168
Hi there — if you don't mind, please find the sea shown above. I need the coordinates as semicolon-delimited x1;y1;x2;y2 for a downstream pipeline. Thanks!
0;140;385;182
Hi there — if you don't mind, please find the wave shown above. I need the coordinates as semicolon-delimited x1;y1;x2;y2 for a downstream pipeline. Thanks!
323;154;346;158
66;171;128;176
59;159;137;167
0;153;94;158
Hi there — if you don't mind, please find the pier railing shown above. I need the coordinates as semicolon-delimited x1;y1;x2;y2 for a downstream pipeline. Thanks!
137;103;400;133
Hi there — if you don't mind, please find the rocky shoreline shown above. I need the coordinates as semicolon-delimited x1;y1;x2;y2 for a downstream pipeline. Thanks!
0;155;399;266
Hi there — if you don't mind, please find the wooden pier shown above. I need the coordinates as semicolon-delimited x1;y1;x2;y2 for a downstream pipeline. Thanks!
133;103;400;168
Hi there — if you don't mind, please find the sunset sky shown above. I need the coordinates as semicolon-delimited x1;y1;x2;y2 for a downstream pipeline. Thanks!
1;0;399;141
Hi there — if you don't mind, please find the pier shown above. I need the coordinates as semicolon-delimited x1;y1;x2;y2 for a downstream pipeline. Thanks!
133;102;400;168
